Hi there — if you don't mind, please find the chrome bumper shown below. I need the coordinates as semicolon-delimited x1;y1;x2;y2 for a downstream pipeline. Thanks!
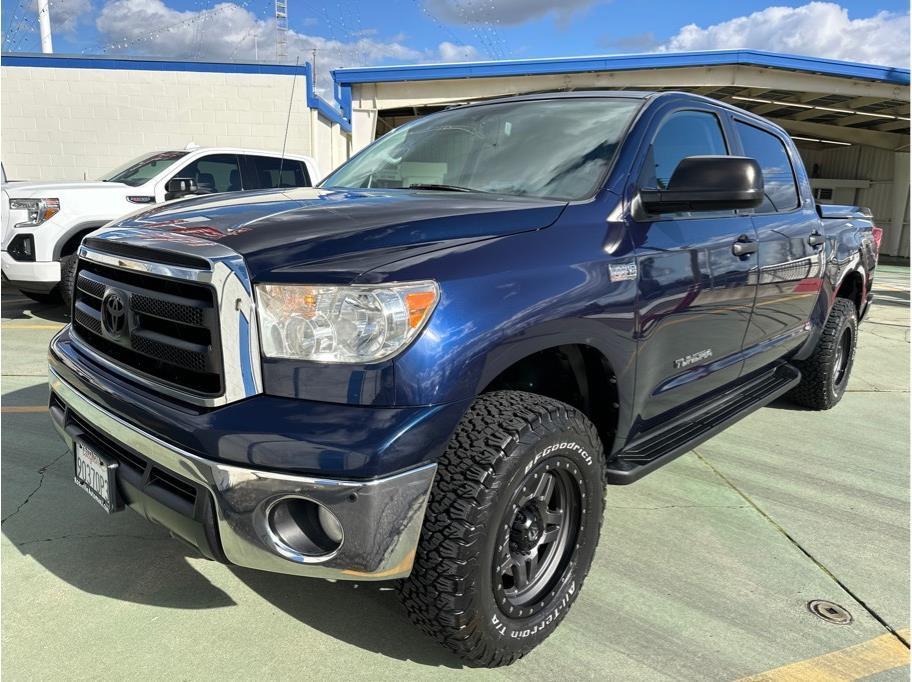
48;367;436;580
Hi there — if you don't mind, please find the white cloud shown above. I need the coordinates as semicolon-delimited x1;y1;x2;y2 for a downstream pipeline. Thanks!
425;0;601;26
95;0;479;93
436;40;480;61
37;0;91;33
658;2;909;68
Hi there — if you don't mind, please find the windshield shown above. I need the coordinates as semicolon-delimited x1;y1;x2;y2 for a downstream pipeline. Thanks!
102;151;188;187
323;98;642;200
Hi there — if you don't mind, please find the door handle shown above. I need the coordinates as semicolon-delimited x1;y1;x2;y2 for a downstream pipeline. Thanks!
808;231;825;247
732;235;757;257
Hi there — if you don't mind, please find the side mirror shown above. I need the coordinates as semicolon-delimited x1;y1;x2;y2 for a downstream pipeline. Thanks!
165;177;198;200
639;156;763;214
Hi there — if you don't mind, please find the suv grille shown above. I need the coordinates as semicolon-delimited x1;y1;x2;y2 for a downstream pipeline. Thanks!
71;257;223;396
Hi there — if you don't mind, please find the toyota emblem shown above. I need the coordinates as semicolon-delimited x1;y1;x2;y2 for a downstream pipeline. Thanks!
101;290;128;338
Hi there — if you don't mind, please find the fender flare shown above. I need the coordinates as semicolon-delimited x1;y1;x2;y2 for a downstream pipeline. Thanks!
52;221;109;260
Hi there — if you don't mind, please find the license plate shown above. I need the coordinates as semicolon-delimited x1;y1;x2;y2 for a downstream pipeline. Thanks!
74;440;121;513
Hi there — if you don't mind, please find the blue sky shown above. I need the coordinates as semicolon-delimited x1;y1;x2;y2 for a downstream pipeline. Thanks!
2;0;909;90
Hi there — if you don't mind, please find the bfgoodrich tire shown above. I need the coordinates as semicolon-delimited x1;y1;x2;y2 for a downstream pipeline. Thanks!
399;391;605;667
787;298;858;410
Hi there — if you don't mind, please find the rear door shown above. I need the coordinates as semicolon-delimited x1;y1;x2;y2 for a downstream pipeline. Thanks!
732;120;824;376
242;155;312;190
629;104;759;438
163;153;243;199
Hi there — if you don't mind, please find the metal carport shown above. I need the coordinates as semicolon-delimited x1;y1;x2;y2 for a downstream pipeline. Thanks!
333;50;910;258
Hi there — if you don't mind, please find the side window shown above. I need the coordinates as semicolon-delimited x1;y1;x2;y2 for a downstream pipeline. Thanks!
177;154;242;194
735;122;799;213
643;110;728;189
248;156;311;189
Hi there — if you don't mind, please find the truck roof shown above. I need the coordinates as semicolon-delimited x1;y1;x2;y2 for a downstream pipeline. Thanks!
452;90;790;139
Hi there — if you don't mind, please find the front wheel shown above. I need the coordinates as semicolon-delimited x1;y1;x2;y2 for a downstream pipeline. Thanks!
399;391;605;667
59;254;78;313
787;298;858;410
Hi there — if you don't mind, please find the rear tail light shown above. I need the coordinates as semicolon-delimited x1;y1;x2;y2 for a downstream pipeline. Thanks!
872;226;884;254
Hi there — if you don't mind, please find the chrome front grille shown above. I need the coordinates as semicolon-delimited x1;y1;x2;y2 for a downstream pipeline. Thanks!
70;228;263;407
72;259;222;394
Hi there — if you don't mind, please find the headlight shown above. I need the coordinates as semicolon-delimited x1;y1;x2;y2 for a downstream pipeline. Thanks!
256;281;439;362
9;198;60;227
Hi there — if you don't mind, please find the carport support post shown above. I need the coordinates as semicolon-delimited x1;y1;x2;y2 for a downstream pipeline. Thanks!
351;109;378;155
886;152;910;258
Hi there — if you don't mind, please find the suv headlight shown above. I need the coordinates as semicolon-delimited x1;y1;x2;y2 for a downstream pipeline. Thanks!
256;282;439;362
9;198;60;227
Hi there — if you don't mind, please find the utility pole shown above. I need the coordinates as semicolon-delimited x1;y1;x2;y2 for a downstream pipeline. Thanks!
37;0;53;53
275;0;288;61
312;48;317;93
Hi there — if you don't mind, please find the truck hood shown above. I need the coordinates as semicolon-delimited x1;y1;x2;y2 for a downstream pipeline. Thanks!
102;187;568;282
3;181;128;197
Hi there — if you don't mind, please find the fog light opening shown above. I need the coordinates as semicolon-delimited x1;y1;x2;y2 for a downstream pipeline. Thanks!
267;497;343;558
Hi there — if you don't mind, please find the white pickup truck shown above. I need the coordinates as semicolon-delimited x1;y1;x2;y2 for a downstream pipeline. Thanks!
1;146;318;303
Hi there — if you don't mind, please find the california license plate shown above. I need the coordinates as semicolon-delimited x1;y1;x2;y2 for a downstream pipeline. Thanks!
74;440;120;513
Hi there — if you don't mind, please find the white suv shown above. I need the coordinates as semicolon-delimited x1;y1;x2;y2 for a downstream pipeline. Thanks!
1;146;318;303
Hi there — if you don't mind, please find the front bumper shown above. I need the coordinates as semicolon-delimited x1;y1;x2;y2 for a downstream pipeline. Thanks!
1;252;60;292
48;366;437;580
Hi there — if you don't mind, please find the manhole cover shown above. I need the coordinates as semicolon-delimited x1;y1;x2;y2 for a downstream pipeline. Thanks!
808;600;853;625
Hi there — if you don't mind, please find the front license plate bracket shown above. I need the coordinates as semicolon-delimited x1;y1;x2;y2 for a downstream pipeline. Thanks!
73;439;123;514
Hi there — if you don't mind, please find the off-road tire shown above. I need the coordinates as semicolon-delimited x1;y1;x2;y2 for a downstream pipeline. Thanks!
59;253;78;314
19;288;61;305
399;390;605;667
787;298;858;410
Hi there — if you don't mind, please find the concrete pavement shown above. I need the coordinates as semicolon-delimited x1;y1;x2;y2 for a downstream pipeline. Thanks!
1;267;908;680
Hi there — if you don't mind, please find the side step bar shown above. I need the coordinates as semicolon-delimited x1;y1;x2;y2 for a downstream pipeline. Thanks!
605;364;801;485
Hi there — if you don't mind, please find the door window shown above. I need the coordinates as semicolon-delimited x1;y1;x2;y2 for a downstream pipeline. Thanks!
645;110;728;189
176;154;242;194
735;122;799;213
247;156;311;189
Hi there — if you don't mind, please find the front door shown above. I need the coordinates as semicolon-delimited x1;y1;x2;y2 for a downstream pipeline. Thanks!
628;106;758;439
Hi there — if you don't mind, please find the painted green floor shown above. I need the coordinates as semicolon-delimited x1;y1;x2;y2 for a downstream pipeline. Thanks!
2;267;908;680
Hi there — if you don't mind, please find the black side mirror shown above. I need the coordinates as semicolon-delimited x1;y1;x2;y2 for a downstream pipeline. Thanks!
165;177;198;200
639;156;763;214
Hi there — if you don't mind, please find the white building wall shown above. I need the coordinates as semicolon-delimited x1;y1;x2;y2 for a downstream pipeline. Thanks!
799;145;910;257
1;63;349;183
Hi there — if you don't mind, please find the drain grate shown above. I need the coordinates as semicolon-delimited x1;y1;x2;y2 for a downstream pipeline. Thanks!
808;600;853;625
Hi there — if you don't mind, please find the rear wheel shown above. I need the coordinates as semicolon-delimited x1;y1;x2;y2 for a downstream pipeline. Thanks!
787;298;858;410
399;391;605;667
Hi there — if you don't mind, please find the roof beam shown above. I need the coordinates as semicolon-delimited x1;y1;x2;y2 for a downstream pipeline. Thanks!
875;119;912;132
787;108;833;121
768;116;909;150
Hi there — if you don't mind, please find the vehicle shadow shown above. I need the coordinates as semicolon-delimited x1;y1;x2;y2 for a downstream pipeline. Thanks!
0;381;462;668
231;568;463;668
1;285;69;323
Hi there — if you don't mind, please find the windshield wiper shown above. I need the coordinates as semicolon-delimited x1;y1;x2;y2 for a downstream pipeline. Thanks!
406;183;479;193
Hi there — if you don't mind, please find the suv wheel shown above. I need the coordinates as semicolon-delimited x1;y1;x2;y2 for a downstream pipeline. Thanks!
399;391;605;667
787;298;858;410
59;253;78;314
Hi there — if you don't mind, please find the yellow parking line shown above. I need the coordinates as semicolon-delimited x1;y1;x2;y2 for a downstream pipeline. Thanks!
1;405;48;413
739;629;910;681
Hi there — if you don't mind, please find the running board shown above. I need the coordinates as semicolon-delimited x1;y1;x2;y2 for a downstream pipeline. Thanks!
605;364;801;485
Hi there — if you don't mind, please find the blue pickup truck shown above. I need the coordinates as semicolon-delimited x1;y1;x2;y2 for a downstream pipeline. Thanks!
48;91;880;666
